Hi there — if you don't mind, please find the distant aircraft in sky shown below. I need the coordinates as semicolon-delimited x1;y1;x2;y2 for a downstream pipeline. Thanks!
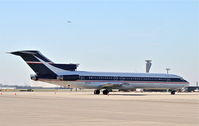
10;50;189;95
66;20;72;23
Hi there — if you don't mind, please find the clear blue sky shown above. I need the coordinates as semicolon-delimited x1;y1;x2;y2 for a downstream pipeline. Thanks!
0;0;198;86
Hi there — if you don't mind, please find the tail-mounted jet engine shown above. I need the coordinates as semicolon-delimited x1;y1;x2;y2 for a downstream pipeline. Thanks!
57;75;79;81
31;75;38;81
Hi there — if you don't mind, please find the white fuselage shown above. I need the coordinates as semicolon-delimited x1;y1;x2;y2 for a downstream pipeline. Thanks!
37;71;189;90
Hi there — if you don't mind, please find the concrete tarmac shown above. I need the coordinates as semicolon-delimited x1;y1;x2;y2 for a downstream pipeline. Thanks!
0;92;198;126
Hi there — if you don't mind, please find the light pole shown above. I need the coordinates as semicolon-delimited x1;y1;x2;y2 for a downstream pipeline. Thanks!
166;68;171;74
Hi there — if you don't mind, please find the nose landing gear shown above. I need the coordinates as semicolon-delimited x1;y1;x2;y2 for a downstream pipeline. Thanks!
171;90;176;95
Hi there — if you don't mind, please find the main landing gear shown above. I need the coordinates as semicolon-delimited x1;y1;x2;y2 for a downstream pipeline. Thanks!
102;89;109;95
94;89;110;95
94;89;100;95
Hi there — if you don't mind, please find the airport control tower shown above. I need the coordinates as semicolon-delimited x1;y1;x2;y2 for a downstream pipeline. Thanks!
145;60;152;73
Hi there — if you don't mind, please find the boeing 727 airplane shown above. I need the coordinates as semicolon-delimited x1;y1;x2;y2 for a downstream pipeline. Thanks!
10;50;189;95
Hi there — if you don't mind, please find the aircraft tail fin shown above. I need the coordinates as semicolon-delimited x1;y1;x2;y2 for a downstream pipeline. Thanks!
10;50;58;78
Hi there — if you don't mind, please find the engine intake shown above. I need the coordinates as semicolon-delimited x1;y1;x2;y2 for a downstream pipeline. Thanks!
30;75;38;81
57;75;79;81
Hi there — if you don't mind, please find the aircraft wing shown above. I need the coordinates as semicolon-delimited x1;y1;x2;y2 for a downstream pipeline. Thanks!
96;82;130;89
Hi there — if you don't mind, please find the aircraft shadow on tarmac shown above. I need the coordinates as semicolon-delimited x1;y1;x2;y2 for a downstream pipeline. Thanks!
109;93;146;96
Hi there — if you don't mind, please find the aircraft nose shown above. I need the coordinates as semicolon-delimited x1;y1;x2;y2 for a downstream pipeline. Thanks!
184;80;189;85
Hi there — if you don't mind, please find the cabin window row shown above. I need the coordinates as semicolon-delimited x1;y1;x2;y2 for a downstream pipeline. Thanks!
79;76;175;81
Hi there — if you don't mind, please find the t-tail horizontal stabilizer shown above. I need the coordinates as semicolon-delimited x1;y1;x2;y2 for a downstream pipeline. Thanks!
9;50;78;79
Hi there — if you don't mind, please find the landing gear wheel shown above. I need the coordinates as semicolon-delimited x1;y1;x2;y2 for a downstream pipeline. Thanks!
103;90;109;95
94;90;100;95
171;91;176;95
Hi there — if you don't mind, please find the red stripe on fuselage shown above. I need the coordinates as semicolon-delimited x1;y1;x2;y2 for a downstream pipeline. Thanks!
75;80;188;84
